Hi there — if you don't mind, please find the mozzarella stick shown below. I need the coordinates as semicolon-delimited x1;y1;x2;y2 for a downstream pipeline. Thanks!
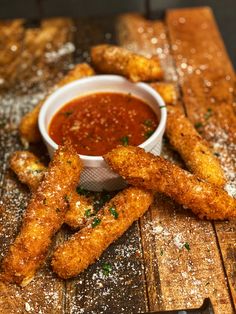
10;151;46;191
150;82;177;105
19;63;95;144
1;145;82;286
150;83;226;187
52;187;153;279
91;44;163;82
104;146;236;220
165;105;226;187
9;150;94;229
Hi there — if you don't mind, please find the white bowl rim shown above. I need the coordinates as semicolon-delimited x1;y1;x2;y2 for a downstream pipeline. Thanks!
38;74;167;162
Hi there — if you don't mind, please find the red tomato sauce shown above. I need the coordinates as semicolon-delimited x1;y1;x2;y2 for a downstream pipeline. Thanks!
49;92;159;156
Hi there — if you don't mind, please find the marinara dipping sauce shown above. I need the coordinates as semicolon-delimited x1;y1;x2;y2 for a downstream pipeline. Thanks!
49;92;159;156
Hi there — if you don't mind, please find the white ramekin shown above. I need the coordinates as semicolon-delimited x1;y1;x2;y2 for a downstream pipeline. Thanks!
38;75;167;191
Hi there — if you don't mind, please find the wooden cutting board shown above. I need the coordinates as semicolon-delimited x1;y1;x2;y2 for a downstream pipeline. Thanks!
0;7;235;314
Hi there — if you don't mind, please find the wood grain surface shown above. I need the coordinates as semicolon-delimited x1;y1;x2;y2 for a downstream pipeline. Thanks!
0;7;235;314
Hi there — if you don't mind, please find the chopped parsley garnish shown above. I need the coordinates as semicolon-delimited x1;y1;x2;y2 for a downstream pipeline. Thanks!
160;249;164;256
120;136;129;146
102;263;112;276
76;186;90;196
145;130;154;138
93;191;112;212
109;206;119;219
92;217;101;228
214;152;220;157
85;209;92;217
63;111;73;117
183;242;190;251
143;119;153;127
204;108;212;120
159;105;166;109
194;122;203;129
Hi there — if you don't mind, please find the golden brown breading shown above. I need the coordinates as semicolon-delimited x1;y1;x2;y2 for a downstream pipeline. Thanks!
9;150;94;229
150;83;226;187
1;145;83;286
19;63;95;144
9;151;46;191
165;105;226;187
91;44;163;82
64;193;94;229
104;146;236;220
150;82;178;105
52;187;153;279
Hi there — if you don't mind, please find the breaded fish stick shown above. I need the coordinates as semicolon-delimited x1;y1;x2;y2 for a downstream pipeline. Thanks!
1;145;82;286
19;63;95;144
9;151;94;229
150;83;226;187
52;187;153;279
91;44;163;82
104;146;236;220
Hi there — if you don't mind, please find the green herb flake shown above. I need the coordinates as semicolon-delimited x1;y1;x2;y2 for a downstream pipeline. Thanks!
109;206;119;219
85;209;91;218
214;152;220;157
76;186;89;196
183;242;190;251
204;108;212;120
102;263;112;276
159;105;166;109
160;249;164;256
194;122;203;129
63;111;73;117
145;130;154;139
92;217;101;228
143;119;153;127
120;136;129;146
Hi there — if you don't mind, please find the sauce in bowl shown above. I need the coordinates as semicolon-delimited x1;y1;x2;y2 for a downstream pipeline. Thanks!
49;92;159;156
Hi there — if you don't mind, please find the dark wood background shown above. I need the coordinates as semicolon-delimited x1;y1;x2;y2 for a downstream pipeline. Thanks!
0;0;235;67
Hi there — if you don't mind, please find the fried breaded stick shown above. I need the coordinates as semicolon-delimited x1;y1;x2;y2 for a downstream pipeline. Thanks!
91;44;163;82
19;63;95;145
9;151;47;191
52;187;153;279
1;145;83;286
165;105;226;187
150;82;177;105
104;146;236;220
9;150;94;229
150;83;226;187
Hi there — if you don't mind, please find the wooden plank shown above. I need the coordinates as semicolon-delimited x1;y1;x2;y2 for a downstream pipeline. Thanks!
117;13;234;313
166;6;236;311
64;16;149;314
17;18;75;91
